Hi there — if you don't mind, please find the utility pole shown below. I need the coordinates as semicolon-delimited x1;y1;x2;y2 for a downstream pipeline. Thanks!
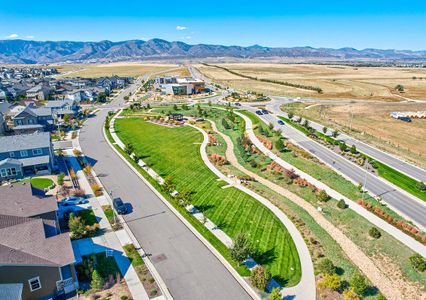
362;166;368;200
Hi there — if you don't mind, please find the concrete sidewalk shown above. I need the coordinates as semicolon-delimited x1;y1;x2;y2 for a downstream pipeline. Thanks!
237;111;426;257
65;149;150;300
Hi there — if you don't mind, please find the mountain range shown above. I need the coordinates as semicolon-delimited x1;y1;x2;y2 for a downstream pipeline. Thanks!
0;39;425;64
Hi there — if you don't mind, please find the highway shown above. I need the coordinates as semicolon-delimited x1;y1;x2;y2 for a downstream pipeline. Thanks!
241;104;426;230
267;97;426;182
79;76;251;300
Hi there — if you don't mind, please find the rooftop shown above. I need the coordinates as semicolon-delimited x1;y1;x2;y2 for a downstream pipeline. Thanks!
0;132;51;153
0;183;57;218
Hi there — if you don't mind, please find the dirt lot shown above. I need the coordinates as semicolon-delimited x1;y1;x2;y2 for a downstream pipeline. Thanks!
55;62;178;78
196;63;426;101
283;101;426;168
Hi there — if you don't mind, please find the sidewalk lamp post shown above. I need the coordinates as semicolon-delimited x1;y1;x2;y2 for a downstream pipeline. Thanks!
109;190;118;225
362;165;368;201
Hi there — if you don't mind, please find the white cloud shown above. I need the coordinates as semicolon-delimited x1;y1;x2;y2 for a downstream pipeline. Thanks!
184;36;192;40
26;35;35;39
176;26;187;31
6;33;19;39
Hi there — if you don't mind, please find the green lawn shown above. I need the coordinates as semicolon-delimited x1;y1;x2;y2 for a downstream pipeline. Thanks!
123;244;144;266
115;118;301;286
77;209;98;226
26;177;54;189
375;160;426;202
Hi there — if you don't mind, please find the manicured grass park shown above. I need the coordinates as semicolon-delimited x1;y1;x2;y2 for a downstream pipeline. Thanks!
115;118;301;286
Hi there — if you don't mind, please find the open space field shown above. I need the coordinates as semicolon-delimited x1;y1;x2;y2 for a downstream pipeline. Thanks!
282;101;426;168
196;63;426;101
56;62;178;78
115;118;301;286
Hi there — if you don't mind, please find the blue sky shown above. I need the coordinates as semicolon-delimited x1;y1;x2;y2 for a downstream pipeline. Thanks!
1;1;426;50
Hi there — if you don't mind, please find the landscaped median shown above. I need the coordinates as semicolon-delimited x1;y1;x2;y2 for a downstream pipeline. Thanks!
106;112;302;292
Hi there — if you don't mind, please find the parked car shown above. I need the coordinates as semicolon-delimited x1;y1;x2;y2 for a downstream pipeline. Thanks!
113;197;127;215
255;110;263;115
261;109;269;114
60;196;87;206
278;120;285;125
235;102;241;106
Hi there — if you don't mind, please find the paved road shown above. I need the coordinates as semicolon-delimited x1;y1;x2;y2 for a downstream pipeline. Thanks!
79;77;251;300
241;104;426;230
268;97;426;182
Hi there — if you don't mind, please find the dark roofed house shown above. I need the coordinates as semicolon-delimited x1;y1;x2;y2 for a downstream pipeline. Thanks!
0;184;78;300
0;132;53;182
12;106;54;134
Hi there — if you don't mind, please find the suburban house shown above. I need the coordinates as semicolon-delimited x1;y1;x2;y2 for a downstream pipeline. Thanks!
154;76;205;95
45;99;79;119
0;132;53;182
12;106;54;134
26;85;51;101
0;283;23;300
0;183;78;300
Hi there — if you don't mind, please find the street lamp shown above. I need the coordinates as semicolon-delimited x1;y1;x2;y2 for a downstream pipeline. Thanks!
109;190;118;225
362;165;368;201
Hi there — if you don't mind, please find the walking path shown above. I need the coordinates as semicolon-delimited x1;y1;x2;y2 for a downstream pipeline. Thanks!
237;111;426;257
107;110;259;300
207;119;407;300
189;123;316;300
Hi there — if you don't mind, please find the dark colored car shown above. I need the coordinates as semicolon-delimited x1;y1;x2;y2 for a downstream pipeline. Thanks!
261;109;269;114
278;120;285;125
255;110;263;115
113;197;127;215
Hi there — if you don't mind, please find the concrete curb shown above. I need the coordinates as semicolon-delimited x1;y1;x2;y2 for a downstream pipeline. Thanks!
105;112;260;300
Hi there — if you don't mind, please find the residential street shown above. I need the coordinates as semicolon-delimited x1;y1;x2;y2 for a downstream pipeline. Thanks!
79;77;251;300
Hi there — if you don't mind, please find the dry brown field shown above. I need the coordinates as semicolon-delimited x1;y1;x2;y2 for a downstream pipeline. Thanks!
55;62;179;78
283;101;426;168
196;63;426;101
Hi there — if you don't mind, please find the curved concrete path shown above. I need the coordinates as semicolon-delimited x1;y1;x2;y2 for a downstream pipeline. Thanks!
189;123;316;300
235;112;426;299
237;111;426;257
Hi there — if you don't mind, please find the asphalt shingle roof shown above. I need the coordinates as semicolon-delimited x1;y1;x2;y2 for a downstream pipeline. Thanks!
0;131;50;153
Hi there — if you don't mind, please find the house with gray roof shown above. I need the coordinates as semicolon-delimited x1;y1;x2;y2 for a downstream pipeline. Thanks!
12;106;54;134
45;99;79;119
26;84;51;101
0;132;53;182
0;184;78;299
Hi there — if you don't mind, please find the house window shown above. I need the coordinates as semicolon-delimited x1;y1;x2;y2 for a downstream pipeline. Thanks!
0;169;7;177
28;119;35;124
20;150;28;157
32;149;43;155
28;276;42;292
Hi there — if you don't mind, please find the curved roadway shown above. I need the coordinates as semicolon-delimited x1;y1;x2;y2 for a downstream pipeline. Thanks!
79;76;251;300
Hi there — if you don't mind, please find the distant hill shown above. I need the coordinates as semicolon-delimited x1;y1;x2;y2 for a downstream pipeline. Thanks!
0;39;425;64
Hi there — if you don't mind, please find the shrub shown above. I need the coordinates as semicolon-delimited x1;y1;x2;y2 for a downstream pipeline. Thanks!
350;272;368;296
369;227;381;239
250;160;258;168
317;190;330;202
57;172;65;185
124;143;134;155
83;165;92;174
317;258;335;275
91;270;104;290
416;181;426;191
339;143;347;152
250;265;271;290
337;199;347;209
343;288;360;300
350;145;357;154
73;148;82;157
318;273;341;291
269;287;281;300
274;139;286;152
91;184;103;196
409;254;426;272
69;213;86;239
231;233;253;264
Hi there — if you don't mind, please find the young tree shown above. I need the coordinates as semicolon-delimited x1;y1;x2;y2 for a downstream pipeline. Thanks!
164;175;176;192
343;288;360;300
274;140;286;152
230;233;253;264
250;265;271;290
173;104;178;111
332;130;339;138
416;181;426;191
91;270;104;290
269;287;281;300
268;122;274;130
350;144;357;154
63;114;70;124
57;172;65;186
395;84;405;92
368;227;381;239
337;199;347;209
288;112;294;119
68;213;86;239
339;142;348;152
317;190;330;202
317;258;336;275
409;254;426;272
124;143;134;155
350;272;368;296
322;126;328;134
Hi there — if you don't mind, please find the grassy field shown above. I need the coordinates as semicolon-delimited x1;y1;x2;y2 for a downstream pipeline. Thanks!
196;63;426;101
57;62;178;78
115;118;301;286
281;101;426;169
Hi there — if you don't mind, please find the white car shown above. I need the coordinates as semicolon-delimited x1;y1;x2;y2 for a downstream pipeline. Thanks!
60;196;87;206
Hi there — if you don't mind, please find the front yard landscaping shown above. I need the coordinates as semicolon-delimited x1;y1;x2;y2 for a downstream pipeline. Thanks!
24;177;55;190
114;117;302;286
